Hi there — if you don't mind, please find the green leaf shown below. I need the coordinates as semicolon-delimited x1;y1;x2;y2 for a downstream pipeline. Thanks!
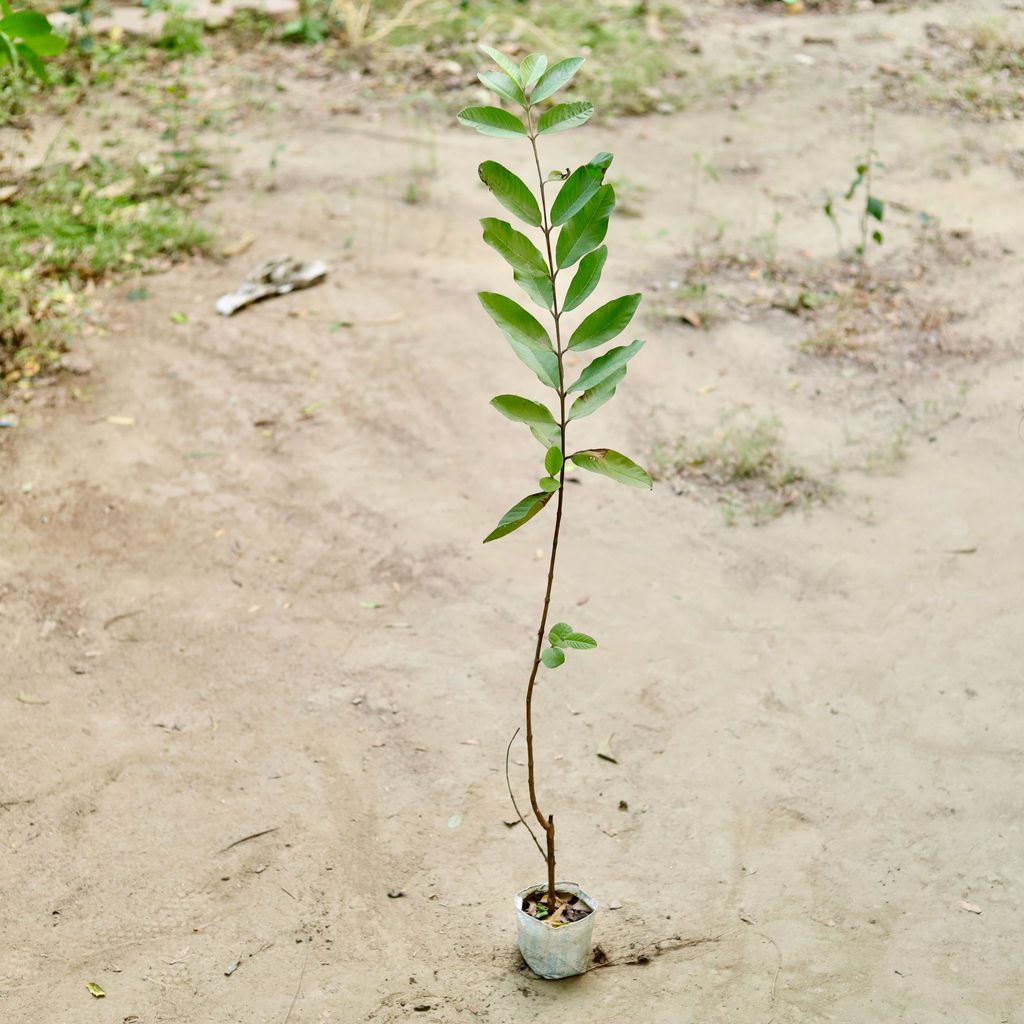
478;69;526;106
541;646;565;669
519;53;548;89
479;161;541;227
568;367;625;421
550;165;603;227
14;39;45;79
478;292;560;389
22;31;66;55
588;151;614;173
562;245;607;312
490;394;558;444
539;475;559;492
570;448;652;489
567;339;644;394
531;57;584;103
514;271;553;311
0;32;19;71
479;43;521;82
866;195;884;222
872;229;883;245
480;218;548;278
530;426;559;448
457;106;527;139
537;101;594;136
568;294;641;352
544;446;563;475
556;185;615;269
0;10;51;36
548;622;574;645
562;631;597;649
483;491;552;543
85;981;106;998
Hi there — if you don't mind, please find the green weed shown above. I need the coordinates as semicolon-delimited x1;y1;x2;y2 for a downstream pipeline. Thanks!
822;114;885;269
1;155;211;280
157;8;206;57
1;152;212;393
654;411;828;522
282;0;332;44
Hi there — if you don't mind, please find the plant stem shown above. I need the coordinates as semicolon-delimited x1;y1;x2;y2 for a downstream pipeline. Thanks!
859;110;876;281
521;107;568;912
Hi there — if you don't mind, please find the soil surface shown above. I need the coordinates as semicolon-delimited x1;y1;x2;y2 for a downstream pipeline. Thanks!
3;2;1024;1022
522;889;593;925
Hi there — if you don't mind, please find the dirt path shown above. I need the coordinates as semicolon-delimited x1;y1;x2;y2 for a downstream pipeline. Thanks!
3;3;1024;1021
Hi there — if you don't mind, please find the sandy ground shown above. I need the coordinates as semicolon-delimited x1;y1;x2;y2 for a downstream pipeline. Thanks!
3;2;1024;1021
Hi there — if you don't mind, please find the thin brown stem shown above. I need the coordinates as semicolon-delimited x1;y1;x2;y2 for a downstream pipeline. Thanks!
545;815;556;907
520;106;568;912
505;728;546;860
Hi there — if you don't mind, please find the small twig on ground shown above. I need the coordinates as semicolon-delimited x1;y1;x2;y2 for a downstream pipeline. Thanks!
754;930;783;1001
0;797;35;811
219;827;279;853
282;945;310;1024
103;610;144;630
226;941;274;976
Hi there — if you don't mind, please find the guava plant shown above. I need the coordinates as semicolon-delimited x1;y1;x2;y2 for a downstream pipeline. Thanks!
458;48;651;917
823;115;885;270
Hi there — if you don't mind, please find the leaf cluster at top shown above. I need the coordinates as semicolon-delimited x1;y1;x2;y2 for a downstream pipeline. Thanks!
458;46;653;552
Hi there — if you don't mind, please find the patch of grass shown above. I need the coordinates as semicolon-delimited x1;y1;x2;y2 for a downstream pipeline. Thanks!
858;427;909;475
846;382;969;476
224;7;278;43
157;8;208;57
2;155;211;280
886;18;1024;121
382;0;687;116
792;265;971;372
282;0;333;44
749;0;926;11
1;152;213;394
229;0;684;116
798;324;861;358
652;280;718;331
676;224;979;378
653;411;829;523
965;17;1024;74
0;269;81;391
